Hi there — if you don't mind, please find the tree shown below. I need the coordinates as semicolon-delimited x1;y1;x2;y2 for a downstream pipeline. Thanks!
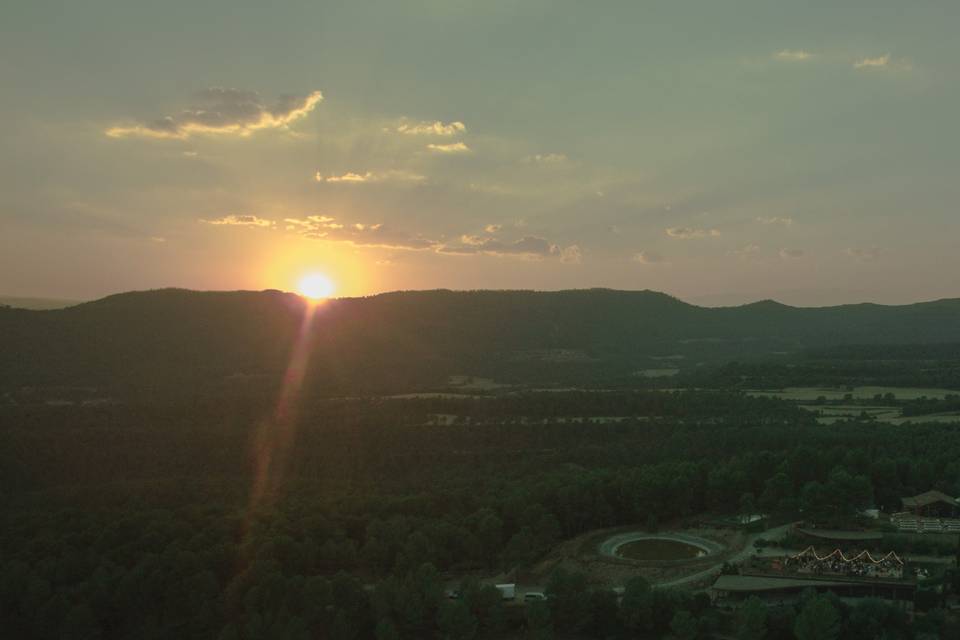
670;610;698;640
545;568;591;633
587;588;621;639
437;600;477;640
735;596;767;640
739;492;757;523
525;600;553;640
61;604;102;640
793;594;841;640
646;514;660;533
504;527;537;568
846;599;908;640
619;576;653;633
475;511;503;569
759;472;793;515
374;619;400;640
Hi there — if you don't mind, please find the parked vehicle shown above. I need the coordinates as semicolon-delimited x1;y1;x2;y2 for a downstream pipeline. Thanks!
495;583;516;600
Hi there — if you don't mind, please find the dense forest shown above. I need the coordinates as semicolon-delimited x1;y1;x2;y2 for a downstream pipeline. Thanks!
5;290;960;637
3;389;960;638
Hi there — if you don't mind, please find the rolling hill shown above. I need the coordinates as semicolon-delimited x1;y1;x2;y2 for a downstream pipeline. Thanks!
3;288;960;398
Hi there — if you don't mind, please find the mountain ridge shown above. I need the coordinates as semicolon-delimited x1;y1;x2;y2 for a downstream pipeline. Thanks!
4;287;960;398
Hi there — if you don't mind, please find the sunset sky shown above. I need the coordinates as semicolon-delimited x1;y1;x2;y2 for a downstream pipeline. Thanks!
2;0;958;306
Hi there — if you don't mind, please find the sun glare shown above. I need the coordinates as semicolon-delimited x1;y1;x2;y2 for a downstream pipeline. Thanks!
297;273;335;300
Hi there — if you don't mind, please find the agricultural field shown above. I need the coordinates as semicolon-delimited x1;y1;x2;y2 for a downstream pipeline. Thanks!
749;386;959;401
800;405;901;425
634;368;681;378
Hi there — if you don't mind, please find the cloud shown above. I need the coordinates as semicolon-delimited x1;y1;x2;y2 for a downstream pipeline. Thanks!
201;214;273;227
778;248;805;259
440;234;578;261
665;226;721;239
775;50;813;61
559;245;583;264
106;88;323;139
315;169;426;184
202;213;576;261
632;250;664;265
845;246;883;261
730;244;761;260
427;141;470;153
484;224;502;233
396;120;466;136
757;216;793;226
284;216;437;250
853;54;890;70
525;153;568;164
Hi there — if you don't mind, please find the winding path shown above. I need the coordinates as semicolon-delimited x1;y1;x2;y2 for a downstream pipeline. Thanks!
655;522;797;588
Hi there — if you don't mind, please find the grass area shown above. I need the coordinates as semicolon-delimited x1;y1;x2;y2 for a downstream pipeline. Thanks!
749;386;959;401
635;368;681;378
616;539;706;561
889;412;960;425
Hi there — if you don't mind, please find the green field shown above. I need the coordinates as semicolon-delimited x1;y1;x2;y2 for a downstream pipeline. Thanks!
750;386;959;401
799;405;901;425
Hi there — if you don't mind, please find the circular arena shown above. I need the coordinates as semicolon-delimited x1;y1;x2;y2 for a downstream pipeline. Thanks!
598;531;724;566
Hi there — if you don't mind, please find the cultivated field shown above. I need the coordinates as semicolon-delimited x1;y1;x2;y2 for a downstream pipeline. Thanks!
749;386;958;401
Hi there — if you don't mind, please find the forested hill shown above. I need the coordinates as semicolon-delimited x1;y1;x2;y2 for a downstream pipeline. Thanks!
3;288;960;397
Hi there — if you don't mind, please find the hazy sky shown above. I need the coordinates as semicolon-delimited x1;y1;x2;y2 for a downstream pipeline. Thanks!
2;0;958;305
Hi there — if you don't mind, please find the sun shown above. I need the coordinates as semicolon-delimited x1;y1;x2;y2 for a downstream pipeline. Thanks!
297;273;336;300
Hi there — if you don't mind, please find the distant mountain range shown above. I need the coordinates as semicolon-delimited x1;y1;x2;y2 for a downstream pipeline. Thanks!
0;295;82;310
3;288;960;398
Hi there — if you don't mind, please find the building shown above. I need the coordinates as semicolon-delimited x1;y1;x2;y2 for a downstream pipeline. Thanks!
711;572;916;611
900;490;960;519
711;547;916;612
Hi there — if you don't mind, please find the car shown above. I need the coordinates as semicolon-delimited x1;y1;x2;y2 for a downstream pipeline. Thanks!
523;592;546;602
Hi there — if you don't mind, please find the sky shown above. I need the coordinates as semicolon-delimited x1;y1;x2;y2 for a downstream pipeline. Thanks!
2;0;958;306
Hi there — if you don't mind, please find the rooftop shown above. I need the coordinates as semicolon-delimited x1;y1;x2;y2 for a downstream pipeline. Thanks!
902;490;959;508
796;528;884;541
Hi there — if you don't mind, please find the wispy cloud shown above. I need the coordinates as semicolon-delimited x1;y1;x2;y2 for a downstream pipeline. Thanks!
632;250;664;265
427;141;470;153
284;216;437;250
853;54;891;70
775;49;813;61
106;88;323;139
779;248;805;259
484;224;502;233
441;234;579;261
559;245;582;264
525;153;568;164
202;213;576;261
730;244;761;260
665;226;721;239
200;214;273;227
396;120;466;136
845;246;883;261
314;169;426;184
757;216;793;226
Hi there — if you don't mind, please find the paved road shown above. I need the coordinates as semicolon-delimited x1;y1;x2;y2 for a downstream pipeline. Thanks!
655;522;798;589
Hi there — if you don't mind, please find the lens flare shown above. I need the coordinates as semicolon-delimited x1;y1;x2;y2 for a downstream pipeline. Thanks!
297;273;335;300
